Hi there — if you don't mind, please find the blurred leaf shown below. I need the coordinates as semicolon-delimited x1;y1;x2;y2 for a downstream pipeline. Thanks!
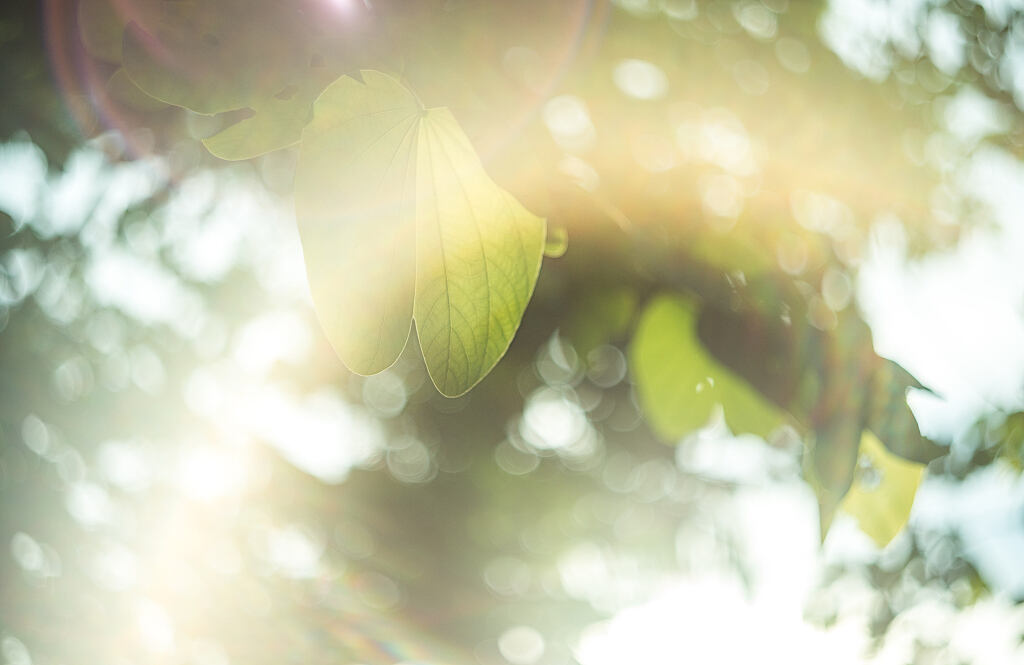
295;70;545;397
688;271;940;534
796;313;877;532
696;295;800;410
543;226;568;258
865;361;945;464
106;68;167;112
999;412;1024;469
631;294;785;440
807;413;865;539
78;0;130;64
840;432;925;547
121;0;309;115
88;0;337;159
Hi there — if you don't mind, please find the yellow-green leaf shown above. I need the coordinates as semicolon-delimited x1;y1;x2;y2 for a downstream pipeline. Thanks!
414;108;545;396
295;71;545;396
202;78;326;161
630;294;785;440
840;431;926;547
294;70;421;376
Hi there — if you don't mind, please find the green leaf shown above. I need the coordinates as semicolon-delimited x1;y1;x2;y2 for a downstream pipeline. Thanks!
294;70;421;377
997;411;1024;469
839;431;925;547
414;108;546;397
866;360;946;464
295;71;545;397
630;294;785;440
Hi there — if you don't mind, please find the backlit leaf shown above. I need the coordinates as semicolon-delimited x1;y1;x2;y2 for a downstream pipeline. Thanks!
294;70;421;377
295;71;545;396
203;78;324;161
414;109;546;397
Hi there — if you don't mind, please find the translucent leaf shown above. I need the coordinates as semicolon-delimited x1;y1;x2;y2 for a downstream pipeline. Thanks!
295;71;545;396
203;80;321;161
630;294;785;440
294;70;421;377
414;109;546;396
840;431;925;547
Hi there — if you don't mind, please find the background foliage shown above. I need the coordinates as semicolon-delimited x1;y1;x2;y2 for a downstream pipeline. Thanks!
2;0;1024;663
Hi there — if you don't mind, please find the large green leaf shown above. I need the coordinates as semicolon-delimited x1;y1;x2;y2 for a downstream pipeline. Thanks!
294;70;421;377
413;108;546;396
839;432;925;547
295;71;545;397
630;294;785;440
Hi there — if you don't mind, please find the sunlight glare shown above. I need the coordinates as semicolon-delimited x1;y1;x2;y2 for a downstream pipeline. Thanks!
575;576;866;665
498;626;545;665
326;0;363;15
612;59;668;100
521;388;588;451
177;445;246;503
263;525;325;579
543;95;596;151
136;599;175;653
